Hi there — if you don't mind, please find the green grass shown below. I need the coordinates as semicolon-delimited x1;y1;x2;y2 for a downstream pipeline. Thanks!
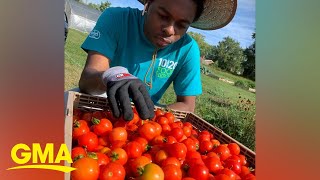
64;29;88;90
65;29;256;150
207;65;255;88
160;75;256;150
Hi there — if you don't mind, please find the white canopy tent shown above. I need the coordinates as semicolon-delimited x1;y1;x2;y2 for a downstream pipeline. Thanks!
65;0;102;33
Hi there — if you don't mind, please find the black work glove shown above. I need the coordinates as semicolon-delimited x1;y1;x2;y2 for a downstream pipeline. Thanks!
102;66;155;121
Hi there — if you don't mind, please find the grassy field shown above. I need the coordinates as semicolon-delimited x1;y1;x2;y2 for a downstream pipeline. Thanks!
160;75;256;150
65;29;256;150
64;29;88;90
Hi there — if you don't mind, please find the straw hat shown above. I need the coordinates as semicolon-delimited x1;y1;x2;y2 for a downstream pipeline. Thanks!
138;0;237;30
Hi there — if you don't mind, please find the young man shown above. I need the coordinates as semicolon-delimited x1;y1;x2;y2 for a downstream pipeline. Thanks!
78;0;237;120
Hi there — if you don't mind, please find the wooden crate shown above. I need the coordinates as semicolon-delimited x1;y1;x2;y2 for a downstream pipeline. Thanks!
64;91;255;179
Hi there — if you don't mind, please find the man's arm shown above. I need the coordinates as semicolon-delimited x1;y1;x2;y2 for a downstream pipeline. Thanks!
79;51;155;120
167;96;196;112
79;51;110;95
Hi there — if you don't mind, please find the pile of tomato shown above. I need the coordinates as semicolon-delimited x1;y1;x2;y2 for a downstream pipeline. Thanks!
70;108;256;180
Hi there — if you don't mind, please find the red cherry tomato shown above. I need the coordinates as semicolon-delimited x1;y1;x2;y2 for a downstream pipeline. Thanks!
218;168;237;180
228;143;241;155
78;132;98;152
204;157;223;174
154;149;169;165
91;118;113;136
170;127;184;142
81;112;93;124
99;162;126;180
214;174;231;180
214;145;231;161
124;141;143;159
138;123;157;141
161;124;171;136
182;126;192;137
157;116;169;125
149;121;162;137
199;140;214;154
96;152;110;167
164;136;178;145
161;156;181;168
211;139;221;148
224;159;242;175
155;109;165;117
164;112;175;124
238;154;248;166
72;120;90;140
71;146;87;161
71;157;99;180
133;137;149;152
162;164;182;180
129;156;152;177
182;138;197;152
167;143;187;160
108;148;128;165
188;164;209;180
109;127;127;143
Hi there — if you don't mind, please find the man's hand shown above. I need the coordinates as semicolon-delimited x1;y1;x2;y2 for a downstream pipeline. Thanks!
102;66;155;121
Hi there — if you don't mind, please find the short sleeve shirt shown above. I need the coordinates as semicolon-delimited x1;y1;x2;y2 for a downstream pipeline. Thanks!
81;7;202;103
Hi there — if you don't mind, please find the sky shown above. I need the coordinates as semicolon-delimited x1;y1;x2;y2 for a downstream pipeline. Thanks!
84;0;255;48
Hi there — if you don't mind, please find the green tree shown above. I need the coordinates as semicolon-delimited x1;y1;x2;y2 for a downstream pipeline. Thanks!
187;32;211;58
88;1;111;12
213;37;245;74
206;45;217;62
99;2;111;12
242;33;255;81
88;3;99;10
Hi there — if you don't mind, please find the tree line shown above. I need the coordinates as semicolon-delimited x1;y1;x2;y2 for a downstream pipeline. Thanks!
188;32;256;81
75;0;111;12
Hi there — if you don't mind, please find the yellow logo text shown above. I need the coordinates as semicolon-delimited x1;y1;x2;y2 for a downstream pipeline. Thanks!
7;143;75;173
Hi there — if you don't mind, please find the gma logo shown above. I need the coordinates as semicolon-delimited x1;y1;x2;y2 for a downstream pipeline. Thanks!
7;143;76;173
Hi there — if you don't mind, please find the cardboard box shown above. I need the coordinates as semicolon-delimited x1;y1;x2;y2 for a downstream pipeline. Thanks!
64;91;256;179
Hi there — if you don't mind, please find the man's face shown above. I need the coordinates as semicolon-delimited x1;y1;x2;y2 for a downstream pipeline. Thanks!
144;0;197;49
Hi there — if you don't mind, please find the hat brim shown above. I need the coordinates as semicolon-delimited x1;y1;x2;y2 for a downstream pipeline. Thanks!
138;0;237;30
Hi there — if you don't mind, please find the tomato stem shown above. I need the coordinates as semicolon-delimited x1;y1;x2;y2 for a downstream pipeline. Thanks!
87;152;98;159
92;118;101;125
73;120;80;128
110;152;119;161
137;167;144;176
72;154;84;162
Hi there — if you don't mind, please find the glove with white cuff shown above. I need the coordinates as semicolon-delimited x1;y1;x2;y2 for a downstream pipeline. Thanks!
102;66;155;121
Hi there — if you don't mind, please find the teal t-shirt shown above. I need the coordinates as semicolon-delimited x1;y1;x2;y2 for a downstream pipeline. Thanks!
81;7;202;103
